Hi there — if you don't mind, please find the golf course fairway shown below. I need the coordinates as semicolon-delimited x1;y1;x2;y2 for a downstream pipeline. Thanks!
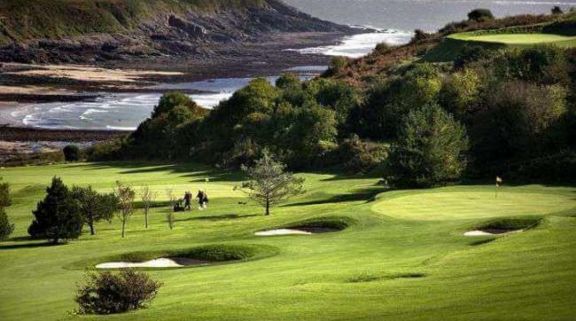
1;162;575;321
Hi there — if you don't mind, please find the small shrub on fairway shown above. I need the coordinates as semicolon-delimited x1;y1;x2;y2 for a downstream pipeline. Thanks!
76;269;162;315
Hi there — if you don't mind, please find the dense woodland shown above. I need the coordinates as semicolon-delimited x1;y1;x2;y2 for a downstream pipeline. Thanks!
89;12;576;187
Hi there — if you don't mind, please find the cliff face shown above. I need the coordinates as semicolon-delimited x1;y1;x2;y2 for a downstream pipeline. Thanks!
0;0;351;64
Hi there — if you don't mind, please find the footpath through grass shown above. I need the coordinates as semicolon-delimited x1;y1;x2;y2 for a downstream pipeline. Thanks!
1;162;576;321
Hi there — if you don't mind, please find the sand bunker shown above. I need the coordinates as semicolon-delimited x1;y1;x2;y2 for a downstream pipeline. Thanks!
464;229;522;237
96;257;208;269
255;229;312;236
255;227;339;236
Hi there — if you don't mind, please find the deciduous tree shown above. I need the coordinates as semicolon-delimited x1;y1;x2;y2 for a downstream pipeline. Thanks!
72;186;118;235
115;181;135;238
239;150;304;215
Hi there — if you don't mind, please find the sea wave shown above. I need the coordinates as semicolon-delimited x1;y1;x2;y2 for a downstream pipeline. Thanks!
105;125;137;131
290;29;413;58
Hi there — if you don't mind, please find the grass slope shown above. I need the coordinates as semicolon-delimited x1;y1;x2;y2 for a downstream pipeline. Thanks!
0;162;575;321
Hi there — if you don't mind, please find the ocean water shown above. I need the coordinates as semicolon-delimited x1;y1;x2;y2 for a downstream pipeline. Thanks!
4;0;575;130
285;0;576;32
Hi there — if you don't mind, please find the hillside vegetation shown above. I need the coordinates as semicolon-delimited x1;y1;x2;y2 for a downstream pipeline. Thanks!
0;0;266;44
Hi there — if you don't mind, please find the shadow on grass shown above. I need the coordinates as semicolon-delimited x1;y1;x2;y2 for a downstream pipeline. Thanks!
69;161;244;183
285;186;387;207
175;214;258;222
0;241;61;250
469;238;496;246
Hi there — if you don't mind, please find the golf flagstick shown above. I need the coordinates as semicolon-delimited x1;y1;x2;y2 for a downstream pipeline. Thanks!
495;176;503;199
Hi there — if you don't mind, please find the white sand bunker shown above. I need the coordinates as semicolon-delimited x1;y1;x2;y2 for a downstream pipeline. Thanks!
464;229;523;237
96;257;208;269
255;229;312;236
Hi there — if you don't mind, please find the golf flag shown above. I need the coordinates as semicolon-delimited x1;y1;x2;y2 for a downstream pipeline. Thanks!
495;176;503;199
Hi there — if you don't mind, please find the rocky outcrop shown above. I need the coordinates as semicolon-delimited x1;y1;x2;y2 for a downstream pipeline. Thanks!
0;0;353;64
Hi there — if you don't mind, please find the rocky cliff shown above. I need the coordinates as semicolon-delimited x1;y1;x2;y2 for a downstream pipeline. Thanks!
0;0;352;64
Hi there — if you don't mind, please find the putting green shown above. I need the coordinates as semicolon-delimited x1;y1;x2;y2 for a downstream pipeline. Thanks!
449;33;576;45
372;187;576;221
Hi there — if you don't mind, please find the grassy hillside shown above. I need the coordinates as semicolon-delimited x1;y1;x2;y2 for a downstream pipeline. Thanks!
0;0;267;45
1;162;575;321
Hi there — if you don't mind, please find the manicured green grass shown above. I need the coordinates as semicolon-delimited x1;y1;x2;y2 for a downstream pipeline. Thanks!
1;162;575;321
449;32;576;45
424;27;576;62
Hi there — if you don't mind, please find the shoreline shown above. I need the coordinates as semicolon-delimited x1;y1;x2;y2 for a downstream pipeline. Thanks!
0;32;347;104
0;126;127;143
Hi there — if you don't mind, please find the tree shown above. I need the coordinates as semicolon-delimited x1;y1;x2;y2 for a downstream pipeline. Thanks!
239;150;304;215
76;269;162;315
275;73;301;89
0;208;14;241
115;181;135;238
467;9;494;21
472;81;567;161
439;68;481;118
358;63;442;140
0;178;14;241
28;177;83;244
72;186;118;235
63;145;81;161
140;186;157;229
551;6;563;15
151;92;201;118
412;29;431;42
387;104;469;188
0;178;11;208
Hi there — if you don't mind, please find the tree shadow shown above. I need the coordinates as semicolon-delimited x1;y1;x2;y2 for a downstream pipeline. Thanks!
71;161;244;182
0;241;60;250
175;214;258;222
285;186;388;207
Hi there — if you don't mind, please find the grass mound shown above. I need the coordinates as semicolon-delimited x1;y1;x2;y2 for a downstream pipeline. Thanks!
285;216;356;232
70;244;279;270
473;217;541;234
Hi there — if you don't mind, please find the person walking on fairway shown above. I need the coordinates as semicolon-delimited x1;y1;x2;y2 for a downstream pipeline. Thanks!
184;191;192;211
196;190;209;210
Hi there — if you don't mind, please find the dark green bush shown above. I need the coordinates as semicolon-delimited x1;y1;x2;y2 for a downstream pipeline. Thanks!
0;207;14;241
75;269;162;315
86;139;124;161
467;9;494;22
386;104;469;188
28;177;83;244
334;135;388;173
63;145;80;161
507;150;576;182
